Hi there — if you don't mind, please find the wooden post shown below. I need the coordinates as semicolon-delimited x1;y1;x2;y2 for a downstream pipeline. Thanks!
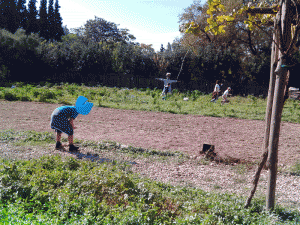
245;0;297;209
263;29;279;163
266;0;292;210
245;30;278;208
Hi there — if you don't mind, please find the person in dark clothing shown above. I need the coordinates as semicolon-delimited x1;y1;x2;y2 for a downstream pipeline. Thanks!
50;96;93;151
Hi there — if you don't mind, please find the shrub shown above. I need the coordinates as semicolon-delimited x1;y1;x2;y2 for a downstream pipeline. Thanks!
172;89;179;95
151;91;156;98
99;89;107;96
56;90;64;97
66;86;77;95
4;92;18;101
146;88;151;95
32;90;40;98
39;90;56;102
13;82;26;87
20;96;31;101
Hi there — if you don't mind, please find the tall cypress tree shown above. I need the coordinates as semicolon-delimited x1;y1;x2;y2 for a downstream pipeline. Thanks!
47;0;55;40
0;1;4;29
39;0;48;39
27;0;38;34
16;0;27;30
53;0;64;41
1;0;19;33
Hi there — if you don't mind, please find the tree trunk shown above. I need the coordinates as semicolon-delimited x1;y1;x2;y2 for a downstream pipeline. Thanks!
245;28;279;208
266;0;292;210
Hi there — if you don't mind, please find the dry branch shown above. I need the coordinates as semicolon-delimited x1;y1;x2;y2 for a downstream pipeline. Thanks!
245;150;268;208
246;7;278;15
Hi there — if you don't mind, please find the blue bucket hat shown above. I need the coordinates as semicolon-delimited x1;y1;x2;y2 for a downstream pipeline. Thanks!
75;96;93;115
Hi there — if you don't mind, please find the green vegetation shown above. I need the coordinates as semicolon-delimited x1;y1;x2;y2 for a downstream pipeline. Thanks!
1;83;300;123
0;129;299;224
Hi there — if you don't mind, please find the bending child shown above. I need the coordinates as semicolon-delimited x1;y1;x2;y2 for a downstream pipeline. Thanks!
221;87;231;105
50;96;93;151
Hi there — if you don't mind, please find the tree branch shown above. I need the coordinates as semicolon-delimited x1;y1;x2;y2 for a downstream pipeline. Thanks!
246;7;278;15
247;29;257;55
198;28;212;42
285;0;300;56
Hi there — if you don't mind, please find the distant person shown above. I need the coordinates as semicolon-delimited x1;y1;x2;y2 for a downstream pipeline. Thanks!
211;80;221;103
50;96;93;151
156;72;178;99
221;87;231;105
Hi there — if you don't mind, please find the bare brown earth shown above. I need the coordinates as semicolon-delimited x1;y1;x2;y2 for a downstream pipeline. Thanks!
1;99;300;167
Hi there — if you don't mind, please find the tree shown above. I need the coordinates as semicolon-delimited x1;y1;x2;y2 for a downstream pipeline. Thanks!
180;0;273;62
16;0;27;30
27;0;39;34
73;16;136;44
0;28;43;82
39;0;49;39
166;42;172;54
47;0;55;40
0;0;19;33
53;0;64;41
179;0;274;94
160;44;165;52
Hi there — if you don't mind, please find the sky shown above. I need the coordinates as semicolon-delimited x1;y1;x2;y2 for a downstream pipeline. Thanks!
56;0;204;51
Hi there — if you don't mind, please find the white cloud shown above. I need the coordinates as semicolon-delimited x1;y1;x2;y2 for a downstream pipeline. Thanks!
60;0;97;28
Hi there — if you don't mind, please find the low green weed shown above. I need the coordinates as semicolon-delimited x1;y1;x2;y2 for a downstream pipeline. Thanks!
289;161;300;176
0;155;299;224
0;130;56;145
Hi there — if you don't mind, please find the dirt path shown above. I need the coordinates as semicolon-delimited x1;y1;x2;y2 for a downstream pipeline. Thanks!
1;99;300;166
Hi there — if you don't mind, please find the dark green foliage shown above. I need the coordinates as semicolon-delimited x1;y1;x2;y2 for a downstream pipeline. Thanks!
20;95;31;101
47;0;55;40
16;0;27;30
75;16;136;44
53;0;64;41
3;91;18;101
0;0;19;33
38;89;56;102
0;28;44;82
26;0;39;35
38;0;48;40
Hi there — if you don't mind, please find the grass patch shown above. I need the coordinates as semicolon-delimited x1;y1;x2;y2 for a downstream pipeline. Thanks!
288;161;300;176
1;82;300;123
0;155;299;224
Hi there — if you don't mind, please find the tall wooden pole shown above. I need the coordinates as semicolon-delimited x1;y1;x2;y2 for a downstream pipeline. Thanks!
263;30;279;160
244;29;279;208
266;0;292;210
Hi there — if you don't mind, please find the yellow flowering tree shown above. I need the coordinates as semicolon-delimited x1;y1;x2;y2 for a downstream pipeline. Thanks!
185;0;300;210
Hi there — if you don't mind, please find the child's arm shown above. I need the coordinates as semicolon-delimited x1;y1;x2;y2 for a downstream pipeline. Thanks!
69;118;76;129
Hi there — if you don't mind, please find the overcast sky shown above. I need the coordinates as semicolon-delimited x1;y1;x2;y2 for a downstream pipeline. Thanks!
55;0;204;51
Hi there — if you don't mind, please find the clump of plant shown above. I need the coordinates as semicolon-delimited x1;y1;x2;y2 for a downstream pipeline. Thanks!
38;90;56;102
3;91;18;101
